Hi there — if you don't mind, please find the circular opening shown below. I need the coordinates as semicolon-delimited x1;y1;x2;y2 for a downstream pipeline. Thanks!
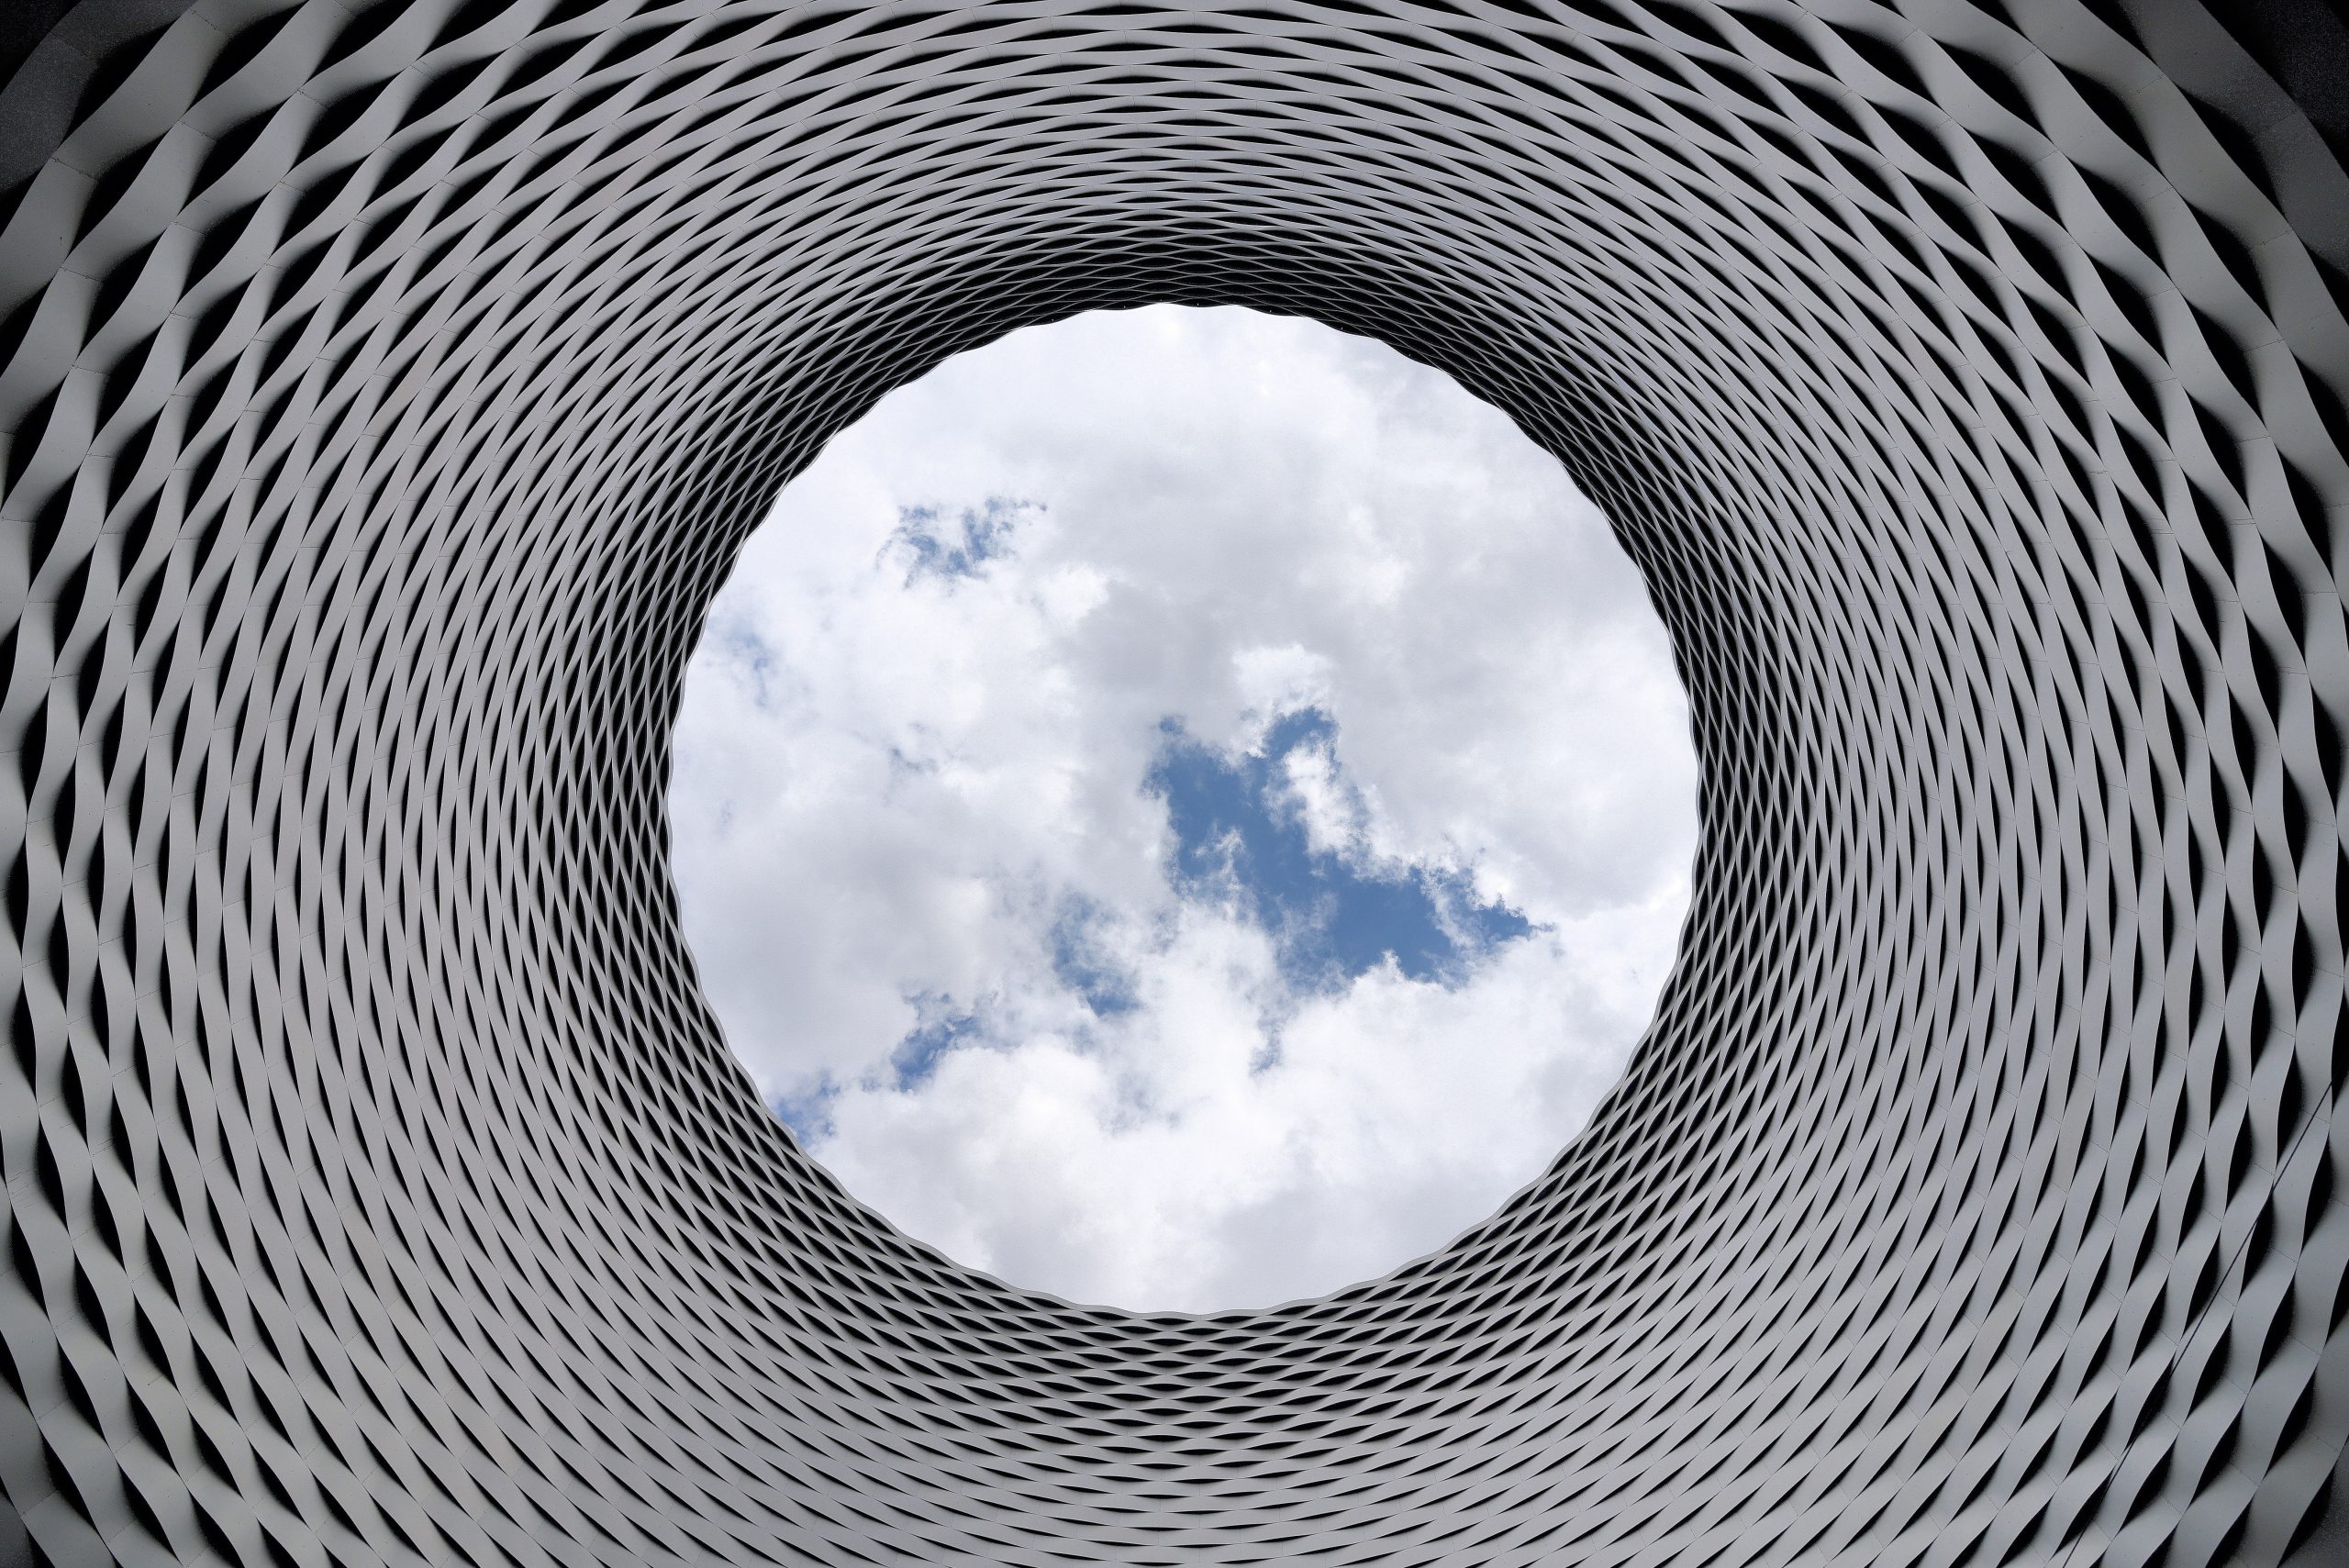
670;305;1699;1310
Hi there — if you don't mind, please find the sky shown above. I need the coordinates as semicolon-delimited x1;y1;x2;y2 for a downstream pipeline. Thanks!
668;305;1699;1313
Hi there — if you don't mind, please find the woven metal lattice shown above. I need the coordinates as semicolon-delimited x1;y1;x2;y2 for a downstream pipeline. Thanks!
4;1;2347;1564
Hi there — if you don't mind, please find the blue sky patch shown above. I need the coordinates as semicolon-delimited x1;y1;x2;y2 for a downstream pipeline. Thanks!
1051;896;1141;1018
787;706;1536;1140
889;996;986;1089
776;995;985;1145
889;497;1037;583
772;1080;840;1146
1147;707;1533;992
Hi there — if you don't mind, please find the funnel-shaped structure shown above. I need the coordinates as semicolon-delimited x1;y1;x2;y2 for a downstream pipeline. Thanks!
3;2;2347;1564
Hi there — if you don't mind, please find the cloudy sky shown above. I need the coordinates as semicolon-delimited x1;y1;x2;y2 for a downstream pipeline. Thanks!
669;306;1698;1312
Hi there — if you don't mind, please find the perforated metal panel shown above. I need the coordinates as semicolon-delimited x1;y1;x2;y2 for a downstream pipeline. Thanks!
4;2;2347;1564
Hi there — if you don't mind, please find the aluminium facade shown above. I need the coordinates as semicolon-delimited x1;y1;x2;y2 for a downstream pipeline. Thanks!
3;0;2348;1564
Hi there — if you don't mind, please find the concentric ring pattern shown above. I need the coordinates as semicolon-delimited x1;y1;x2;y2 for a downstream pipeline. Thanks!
4;0;2347;1563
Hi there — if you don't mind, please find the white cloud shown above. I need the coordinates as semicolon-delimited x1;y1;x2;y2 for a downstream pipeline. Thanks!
669;304;1698;1311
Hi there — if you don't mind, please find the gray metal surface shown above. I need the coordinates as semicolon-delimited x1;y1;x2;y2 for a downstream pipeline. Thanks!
2;1;2345;1563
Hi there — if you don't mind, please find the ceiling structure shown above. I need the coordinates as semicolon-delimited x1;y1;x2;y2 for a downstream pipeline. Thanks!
3;0;2346;1563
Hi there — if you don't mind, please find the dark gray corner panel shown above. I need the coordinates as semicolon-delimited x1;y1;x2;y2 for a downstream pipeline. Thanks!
4;1;2347;1563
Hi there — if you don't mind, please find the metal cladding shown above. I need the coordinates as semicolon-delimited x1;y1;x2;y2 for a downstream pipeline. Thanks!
2;0;2347;1563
